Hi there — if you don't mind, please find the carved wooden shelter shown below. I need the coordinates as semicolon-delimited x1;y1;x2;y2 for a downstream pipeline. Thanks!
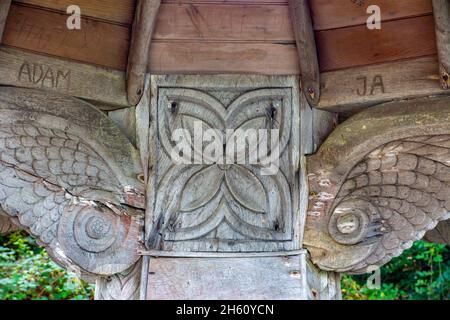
0;0;449;300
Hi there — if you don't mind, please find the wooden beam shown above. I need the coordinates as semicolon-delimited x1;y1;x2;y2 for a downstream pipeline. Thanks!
126;0;160;105
0;46;128;108
289;0;320;106
0;0;11;42
317;56;447;112
432;0;450;89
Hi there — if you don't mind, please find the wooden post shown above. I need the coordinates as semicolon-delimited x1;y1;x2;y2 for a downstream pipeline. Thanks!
126;0;160;105
288;0;321;106
432;0;450;89
0;0;11;43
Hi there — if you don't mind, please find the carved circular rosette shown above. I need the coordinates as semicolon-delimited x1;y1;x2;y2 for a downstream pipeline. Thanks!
57;202;142;276
328;197;381;245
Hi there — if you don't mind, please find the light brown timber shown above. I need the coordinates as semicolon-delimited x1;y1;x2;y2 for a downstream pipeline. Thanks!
2;3;437;74
126;0;160;105
289;0;320;106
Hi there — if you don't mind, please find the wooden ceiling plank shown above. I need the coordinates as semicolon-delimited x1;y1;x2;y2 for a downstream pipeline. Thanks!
14;0;136;25
2;4;438;74
14;0;433;32
316;15;437;72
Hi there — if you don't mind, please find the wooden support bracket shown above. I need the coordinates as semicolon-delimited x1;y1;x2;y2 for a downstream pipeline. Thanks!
126;0;160;105
288;0;321;106
0;0;11;43
432;0;450;90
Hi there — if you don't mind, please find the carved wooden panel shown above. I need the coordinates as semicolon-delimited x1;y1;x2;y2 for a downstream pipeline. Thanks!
146;75;303;252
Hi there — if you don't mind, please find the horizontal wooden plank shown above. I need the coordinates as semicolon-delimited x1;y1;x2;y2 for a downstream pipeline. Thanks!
155;3;293;41
0;46;128;107
15;0;136;25
3;4;130;70
149;41;299;74
15;0;433;31
311;0;432;31
317;15;437;72
318;56;447;111
2;4;437;74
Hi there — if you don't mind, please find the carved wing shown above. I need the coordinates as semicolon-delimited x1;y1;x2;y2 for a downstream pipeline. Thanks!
0;87;144;275
305;96;450;273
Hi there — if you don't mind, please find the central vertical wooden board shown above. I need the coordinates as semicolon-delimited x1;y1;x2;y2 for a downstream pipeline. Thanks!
146;75;304;252
145;255;307;300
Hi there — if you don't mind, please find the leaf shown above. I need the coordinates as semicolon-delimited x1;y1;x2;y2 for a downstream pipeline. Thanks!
225;165;267;213
180;166;223;212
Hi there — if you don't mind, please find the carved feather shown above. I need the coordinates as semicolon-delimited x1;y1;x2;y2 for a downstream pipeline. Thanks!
0;87;145;275
305;96;450;273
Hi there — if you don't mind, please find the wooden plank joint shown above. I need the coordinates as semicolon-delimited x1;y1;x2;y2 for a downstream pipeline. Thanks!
288;0;320;106
127;0;160;105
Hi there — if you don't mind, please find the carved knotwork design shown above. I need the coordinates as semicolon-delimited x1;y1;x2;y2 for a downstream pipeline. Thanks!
149;85;300;252
305;96;450;273
0;87;145;276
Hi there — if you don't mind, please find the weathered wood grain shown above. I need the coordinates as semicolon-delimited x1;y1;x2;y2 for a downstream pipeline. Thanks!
432;0;450;89
3;4;130;70
317;56;447;111
15;0;136;25
143;253;341;300
289;0;320;106
0;0;11;42
0;47;128;107
126;0;160;105
15;0;433;31
316;15;437;72
3;4;438;74
310;0;432;31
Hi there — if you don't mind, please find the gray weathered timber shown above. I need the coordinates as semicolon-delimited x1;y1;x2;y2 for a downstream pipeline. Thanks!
0;47;129;108
95;259;143;300
289;0;321;107
146;75;303;252
143;251;339;300
108;107;137;146
433;0;450;89
0;86;144;275
317;56;449;112
126;0;160;105
0;0;11;43
305;96;450;273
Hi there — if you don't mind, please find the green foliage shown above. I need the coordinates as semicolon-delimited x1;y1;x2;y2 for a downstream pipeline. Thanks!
0;231;94;300
0;232;448;300
342;241;450;300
